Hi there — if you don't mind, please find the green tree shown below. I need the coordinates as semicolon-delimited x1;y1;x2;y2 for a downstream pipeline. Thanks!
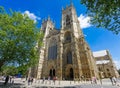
80;0;120;34
0;6;44;70
1;65;18;76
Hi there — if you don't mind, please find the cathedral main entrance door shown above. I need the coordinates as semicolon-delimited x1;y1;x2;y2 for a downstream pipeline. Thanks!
49;69;55;79
69;68;74;80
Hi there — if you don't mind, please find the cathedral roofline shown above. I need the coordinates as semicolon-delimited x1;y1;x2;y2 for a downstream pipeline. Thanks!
42;16;55;25
93;50;108;58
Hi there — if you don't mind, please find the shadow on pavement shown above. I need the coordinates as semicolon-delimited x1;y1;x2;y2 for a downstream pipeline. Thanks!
0;81;25;88
35;86;76;88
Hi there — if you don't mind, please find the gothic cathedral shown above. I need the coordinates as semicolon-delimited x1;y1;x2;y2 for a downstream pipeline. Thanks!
35;4;99;80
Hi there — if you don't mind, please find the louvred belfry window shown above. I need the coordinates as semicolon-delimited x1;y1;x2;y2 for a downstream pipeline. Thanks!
66;15;71;26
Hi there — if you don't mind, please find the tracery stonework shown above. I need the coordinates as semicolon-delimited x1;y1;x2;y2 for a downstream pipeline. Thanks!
31;4;119;80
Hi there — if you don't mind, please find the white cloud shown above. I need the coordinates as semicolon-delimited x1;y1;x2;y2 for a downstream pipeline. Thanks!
78;14;91;29
113;59;120;70
23;10;41;23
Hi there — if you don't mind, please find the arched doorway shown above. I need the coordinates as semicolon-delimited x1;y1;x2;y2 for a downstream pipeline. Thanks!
53;69;55;76
49;69;52;78
69;68;74;80
49;69;55;79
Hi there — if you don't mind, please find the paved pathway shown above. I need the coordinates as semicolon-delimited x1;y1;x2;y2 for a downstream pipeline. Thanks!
0;78;120;88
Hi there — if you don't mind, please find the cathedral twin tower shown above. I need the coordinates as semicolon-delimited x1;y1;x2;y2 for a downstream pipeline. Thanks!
35;4;98;80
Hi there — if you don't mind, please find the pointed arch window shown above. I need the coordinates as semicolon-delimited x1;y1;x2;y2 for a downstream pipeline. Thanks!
66;15;71;26
48;44;57;60
64;32;71;43
67;51;72;64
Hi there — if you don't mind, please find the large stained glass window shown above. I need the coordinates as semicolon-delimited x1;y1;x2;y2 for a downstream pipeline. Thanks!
67;51;72;64
48;45;57;60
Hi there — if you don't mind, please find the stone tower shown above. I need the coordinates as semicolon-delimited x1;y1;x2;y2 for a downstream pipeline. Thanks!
60;4;98;80
36;4;98;80
36;17;55;79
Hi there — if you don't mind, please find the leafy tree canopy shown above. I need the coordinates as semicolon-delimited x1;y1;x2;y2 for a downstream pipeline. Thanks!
1;65;18;76
81;0;120;34
0;6;44;71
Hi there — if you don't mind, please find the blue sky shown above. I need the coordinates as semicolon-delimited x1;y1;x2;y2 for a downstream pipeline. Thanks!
0;0;120;69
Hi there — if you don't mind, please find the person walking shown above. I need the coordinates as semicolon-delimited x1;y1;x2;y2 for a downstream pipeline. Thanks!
42;77;45;84
110;76;113;85
9;76;12;83
112;76;117;85
28;78;31;85
48;76;51;84
12;76;14;84
94;76;97;84
53;76;56;85
4;75;9;85
31;77;33;85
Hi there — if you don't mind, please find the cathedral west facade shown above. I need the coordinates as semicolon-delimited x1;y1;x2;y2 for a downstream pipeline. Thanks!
36;4;98;80
32;4;119;80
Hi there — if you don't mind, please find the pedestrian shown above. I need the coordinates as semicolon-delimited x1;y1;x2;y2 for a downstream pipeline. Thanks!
99;75;102;85
112;76;117;85
26;76;28;81
34;78;36;83
93;76;97;84
28;78;31;85
81;75;84;82
12;76;14;84
56;76;57;80
53;76;56;85
42;77;45;84
4;75;9;85
9;76;12;83
110;76;113;85
31;77;33;85
48;76;51;84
